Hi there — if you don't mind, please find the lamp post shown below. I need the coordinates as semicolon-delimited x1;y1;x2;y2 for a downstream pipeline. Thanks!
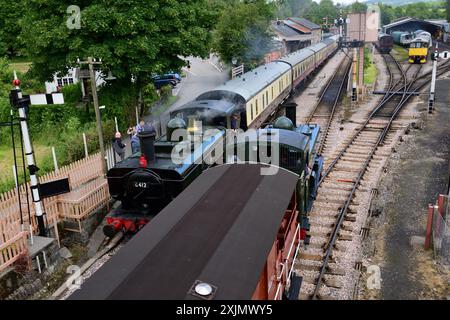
77;57;114;175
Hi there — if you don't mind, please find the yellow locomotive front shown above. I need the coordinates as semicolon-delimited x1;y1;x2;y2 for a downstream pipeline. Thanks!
409;38;429;64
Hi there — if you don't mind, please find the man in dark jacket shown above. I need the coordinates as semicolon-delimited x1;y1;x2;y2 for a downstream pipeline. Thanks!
112;132;126;161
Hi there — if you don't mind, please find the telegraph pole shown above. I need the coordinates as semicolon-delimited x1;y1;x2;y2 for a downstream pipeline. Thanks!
10;72;47;236
429;43;439;113
78;57;107;174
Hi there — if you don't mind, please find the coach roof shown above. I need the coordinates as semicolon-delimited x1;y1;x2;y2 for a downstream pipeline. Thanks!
69;164;298;300
206;61;290;102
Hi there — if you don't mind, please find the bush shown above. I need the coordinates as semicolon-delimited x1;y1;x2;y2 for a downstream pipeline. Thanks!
56;119;116;164
97;82;137;131
61;83;82;105
27;103;82;135
160;85;173;100
143;82;159;107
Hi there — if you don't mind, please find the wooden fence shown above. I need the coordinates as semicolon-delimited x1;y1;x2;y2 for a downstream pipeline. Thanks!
0;153;109;272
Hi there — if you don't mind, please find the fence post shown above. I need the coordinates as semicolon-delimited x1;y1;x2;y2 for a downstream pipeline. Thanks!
425;204;434;250
12;165;18;188
52;147;59;172
83;133;88;158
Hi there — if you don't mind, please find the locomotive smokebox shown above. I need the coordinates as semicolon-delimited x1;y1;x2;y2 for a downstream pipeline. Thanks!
138;127;156;163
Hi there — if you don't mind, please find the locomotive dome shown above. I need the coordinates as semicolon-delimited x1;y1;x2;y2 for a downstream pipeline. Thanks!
273;116;295;131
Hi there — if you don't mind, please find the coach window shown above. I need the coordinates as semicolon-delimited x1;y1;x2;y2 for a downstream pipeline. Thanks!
266;91;269;105
250;103;254;120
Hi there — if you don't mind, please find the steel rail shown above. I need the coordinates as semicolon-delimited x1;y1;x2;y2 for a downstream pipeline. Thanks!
311;55;421;300
310;60;450;299
305;56;352;155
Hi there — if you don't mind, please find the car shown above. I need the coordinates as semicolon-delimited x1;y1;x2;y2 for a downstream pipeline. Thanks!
151;75;177;89
165;72;182;83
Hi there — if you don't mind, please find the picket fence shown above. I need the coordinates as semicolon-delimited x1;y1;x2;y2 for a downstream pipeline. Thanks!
0;153;109;273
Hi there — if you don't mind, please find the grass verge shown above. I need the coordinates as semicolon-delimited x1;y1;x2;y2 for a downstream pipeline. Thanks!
391;45;409;62
0;143;53;193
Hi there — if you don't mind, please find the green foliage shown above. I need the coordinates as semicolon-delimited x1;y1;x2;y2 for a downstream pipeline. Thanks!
97;81;138;129
61;83;82;104
447;0;450;21
27;103;81;134
309;0;338;25
143;82;159;107
160;85;173;100
212;0;276;68
276;0;315;18
56;119;115;164
364;47;377;85
378;1;446;23
20;0;215;87
0;2;25;57
349;2;368;13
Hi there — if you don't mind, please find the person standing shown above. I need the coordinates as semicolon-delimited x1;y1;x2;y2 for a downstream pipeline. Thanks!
112;132;126;161
129;128;140;154
136;120;146;134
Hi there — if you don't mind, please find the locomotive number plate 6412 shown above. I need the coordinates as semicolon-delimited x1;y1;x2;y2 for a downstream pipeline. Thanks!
134;182;149;189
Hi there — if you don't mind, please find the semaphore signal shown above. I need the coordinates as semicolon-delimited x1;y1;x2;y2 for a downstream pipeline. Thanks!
9;71;65;237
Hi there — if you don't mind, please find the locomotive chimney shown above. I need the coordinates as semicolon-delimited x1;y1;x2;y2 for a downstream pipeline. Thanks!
138;125;156;163
283;102;297;127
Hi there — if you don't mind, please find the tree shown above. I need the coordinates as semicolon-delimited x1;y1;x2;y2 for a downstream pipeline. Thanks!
447;0;450;22
20;0;216;114
276;0;315;19
0;1;25;57
378;3;394;26
212;0;276;69
349;2;367;14
305;0;338;26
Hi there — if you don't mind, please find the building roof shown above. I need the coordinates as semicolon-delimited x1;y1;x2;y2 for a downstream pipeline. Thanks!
272;20;302;38
284;19;311;34
69;164;299;300
383;17;444;30
271;20;315;42
287;17;321;31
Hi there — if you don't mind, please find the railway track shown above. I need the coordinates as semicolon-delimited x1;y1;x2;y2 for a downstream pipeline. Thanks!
306;55;352;156
294;52;449;300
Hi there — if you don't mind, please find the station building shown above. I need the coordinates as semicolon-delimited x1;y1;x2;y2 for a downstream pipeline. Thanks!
267;17;323;63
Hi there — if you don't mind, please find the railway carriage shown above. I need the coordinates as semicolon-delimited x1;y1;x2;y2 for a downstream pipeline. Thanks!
195;62;292;130
376;33;394;54
194;35;339;130
392;31;412;46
